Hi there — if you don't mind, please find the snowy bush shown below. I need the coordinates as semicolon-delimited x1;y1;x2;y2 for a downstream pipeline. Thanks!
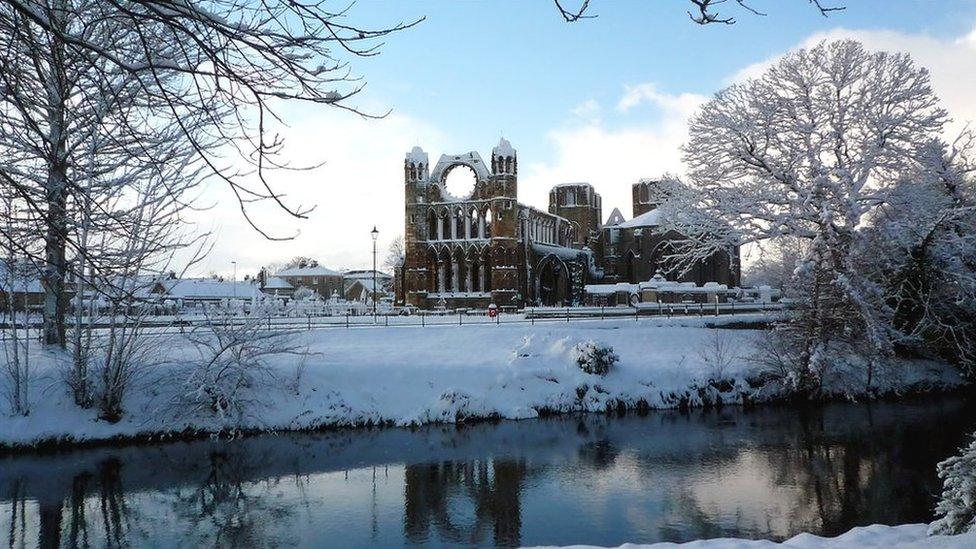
572;340;618;376
176;311;308;424
930;434;976;536
698;330;739;381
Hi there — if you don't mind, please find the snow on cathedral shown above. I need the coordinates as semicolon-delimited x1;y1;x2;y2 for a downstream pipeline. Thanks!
396;139;739;309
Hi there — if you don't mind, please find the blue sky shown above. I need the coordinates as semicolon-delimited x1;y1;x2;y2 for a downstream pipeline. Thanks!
191;0;976;276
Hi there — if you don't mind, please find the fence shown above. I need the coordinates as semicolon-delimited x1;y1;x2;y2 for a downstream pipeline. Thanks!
0;301;784;339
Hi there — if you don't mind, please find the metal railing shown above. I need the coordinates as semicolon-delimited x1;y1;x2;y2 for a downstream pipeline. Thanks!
0;301;783;338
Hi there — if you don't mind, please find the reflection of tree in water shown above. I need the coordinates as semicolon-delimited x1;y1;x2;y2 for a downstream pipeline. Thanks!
404;459;527;547
65;459;133;549
754;404;975;538
5;479;27;548
5;457;139;549
168;450;298;548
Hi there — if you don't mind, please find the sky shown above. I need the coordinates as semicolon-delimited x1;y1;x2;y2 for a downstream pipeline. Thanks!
186;0;976;278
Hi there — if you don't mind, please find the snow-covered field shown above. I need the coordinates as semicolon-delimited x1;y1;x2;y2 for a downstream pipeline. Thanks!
534;523;976;548
0;316;964;448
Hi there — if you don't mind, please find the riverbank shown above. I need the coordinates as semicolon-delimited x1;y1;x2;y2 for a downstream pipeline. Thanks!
0;315;966;450
536;524;976;548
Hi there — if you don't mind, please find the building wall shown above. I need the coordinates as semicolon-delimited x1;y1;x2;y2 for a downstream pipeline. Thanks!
279;274;343;299
598;227;740;287
401;142;740;310
548;184;602;250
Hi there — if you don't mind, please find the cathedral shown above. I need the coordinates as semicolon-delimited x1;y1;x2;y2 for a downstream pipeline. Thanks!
396;139;739;309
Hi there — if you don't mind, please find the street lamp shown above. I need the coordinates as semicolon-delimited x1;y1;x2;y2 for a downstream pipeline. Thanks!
371;226;379;321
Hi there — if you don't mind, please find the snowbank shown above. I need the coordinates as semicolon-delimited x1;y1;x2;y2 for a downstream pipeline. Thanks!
529;523;976;548
0;318;964;448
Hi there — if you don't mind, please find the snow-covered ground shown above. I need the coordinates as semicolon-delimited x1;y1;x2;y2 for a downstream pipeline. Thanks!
532;524;976;548
0;316;964;448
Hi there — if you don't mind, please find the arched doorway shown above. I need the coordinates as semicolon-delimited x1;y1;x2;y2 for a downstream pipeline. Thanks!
626;251;638;283
537;256;570;306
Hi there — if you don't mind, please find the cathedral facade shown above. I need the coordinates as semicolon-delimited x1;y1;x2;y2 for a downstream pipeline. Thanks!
397;140;739;309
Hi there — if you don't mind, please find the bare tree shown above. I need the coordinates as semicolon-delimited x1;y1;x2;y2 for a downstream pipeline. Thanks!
0;1;418;348
0;191;35;415
554;0;844;24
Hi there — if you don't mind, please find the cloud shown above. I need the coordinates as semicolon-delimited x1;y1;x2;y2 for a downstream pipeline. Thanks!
616;83;706;118
520;86;705;218
570;99;602;124
182;103;447;277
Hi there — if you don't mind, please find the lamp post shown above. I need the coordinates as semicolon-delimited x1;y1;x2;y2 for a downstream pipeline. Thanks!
232;261;237;299
371;226;379;321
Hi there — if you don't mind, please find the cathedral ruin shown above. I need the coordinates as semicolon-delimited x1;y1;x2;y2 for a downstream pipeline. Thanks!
396;139;739;309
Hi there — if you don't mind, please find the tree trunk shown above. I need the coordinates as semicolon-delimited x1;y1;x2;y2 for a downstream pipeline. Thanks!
42;159;69;348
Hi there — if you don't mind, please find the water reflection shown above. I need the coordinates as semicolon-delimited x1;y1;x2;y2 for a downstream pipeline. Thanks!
2;397;973;548
404;460;526;546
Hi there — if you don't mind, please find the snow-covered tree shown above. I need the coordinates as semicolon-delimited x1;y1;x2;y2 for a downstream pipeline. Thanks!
931;434;976;536
384;235;405;271
176;308;305;425
860;133;976;377
655;40;947;394
742;236;809;296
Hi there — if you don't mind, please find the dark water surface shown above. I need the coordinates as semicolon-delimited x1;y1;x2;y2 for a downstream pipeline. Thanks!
2;398;974;548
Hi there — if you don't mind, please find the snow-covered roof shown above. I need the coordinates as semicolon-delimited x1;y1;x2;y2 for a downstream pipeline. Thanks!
345;278;383;294
430;151;491;183
585;282;638;295
605;208;625;227
405;146;428;164
533;242;590;261
638;275;728;293
163;279;262;300
0;261;43;294
275;265;342;277
343;270;393;281
263;277;294;290
551;182;592;189
617;208;662;229
493;137;516;157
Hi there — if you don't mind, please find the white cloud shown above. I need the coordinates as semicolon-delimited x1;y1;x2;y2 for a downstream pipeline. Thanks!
570;99;603;124
183;104;447;278
521;86;706;218
616;83;705;117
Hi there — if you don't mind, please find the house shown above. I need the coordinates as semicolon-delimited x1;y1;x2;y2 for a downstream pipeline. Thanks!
0;260;45;312
275;264;343;299
161;278;263;306
342;270;393;303
260;276;295;299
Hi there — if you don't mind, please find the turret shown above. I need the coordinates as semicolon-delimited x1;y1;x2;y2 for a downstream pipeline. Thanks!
491;138;517;176
403;146;430;307
405;146;429;183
